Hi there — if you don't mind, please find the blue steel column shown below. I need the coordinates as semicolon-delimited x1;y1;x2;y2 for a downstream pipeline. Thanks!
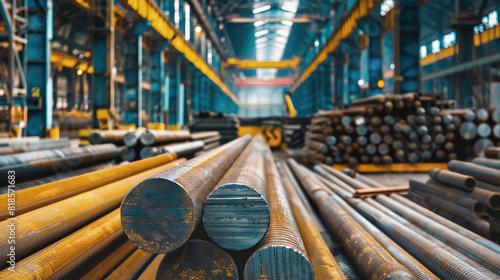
150;41;169;124
26;0;53;136
360;11;383;96
333;50;345;108
123;21;151;127
91;0;115;128
393;0;420;94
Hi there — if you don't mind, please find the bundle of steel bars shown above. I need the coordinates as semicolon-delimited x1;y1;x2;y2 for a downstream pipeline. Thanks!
303;92;500;165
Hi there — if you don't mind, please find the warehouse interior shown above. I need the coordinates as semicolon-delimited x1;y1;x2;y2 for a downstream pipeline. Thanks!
1;0;500;279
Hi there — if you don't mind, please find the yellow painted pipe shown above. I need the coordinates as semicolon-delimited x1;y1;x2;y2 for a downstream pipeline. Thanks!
137;254;164;280
105;249;154;280
0;152;179;221
277;162;346;280
0;209;122;279
0;159;186;265
77;238;137;280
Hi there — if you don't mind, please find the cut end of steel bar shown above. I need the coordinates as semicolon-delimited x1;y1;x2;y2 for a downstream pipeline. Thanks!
140;130;156;146
88;132;104;145
202;183;270;251
156;239;239;280
121;178;196;254
243;245;314;280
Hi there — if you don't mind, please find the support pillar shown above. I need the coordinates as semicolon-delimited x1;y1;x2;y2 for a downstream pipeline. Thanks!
333;50;345;108
66;69;76;110
393;0;420;94
150;41;169;124
26;0;53;136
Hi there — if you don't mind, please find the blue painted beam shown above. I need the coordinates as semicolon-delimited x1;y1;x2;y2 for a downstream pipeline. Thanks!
360;11;384;97
150;40;170;124
26;0;53;136
394;0;420;94
123;20;151;127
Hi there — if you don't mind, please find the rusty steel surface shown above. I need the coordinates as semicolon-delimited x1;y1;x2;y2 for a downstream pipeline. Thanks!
0;144;121;184
137;254;164;280
121;135;252;254
353;186;409;197
448;160;500;186
376;195;500;274
202;136;269;251
0;152;178;221
76;238;137;280
243;153;314;280
288;159;415;280
0;209;123;279
140;129;191;146
429;168;476;192
156;239;239;280
0;159;185;264
277;162;346;280
104;248;154;280
89;130;130;145
316;175;438;280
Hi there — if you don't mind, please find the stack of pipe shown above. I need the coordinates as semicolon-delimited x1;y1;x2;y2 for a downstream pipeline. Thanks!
0;151;186;279
0;137;71;155
407;150;500;240
0;144;121;185
189;114;239;144
287;161;500;279
303;92;500;166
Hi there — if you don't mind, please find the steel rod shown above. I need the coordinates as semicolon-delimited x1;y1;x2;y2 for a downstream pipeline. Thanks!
140;129;191;146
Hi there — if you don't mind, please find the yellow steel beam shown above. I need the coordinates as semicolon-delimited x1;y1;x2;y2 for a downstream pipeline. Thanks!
126;0;240;105
225;57;300;70
290;0;384;92
51;50;93;73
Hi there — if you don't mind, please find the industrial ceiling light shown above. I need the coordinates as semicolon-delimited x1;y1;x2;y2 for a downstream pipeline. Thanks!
275;37;288;44
281;20;293;26
276;29;290;36
255;37;268;44
281;4;297;13
255;29;269;37
254;20;267;27
253;5;271;14
195;25;202;33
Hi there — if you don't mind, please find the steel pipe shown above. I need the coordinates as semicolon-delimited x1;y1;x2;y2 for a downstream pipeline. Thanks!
428;168;475;192
124;130;145;147
0;159;185;264
0;209;123;279
448;160;500;186
140;130;191;146
202;136;269;251
0;152;179;221
278;162;346;280
121;135;252;254
288;160;415;280
140;141;204;159
189;131;220;141
156;239;239;280
89;130;130;145
244;153;314;280
472;157;500;170
0;144;121;184
485;147;500;159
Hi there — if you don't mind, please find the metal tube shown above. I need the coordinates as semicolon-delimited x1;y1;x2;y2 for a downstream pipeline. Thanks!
316;175;438;280
0;159;185;264
104;248;154;280
278;162;346;280
0;138;71;155
156;239;239;280
243;153;314;280
473;157;500;170
428;168;476;192
140;130;192;146
0;144;121;184
121;135;252;254
485;147;500;159
202;136;269;251
137;254;163;280
141;141;205;159
89;130;130;145
0;209;123;279
124;130;145;147
76;238;137;280
0;152;179;221
189;131;220;141
448;160;500;186
376;195;500;274
288;160;415;280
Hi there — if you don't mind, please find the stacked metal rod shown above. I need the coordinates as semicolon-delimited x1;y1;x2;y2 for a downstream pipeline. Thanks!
303;92;500;165
291;163;500;279
407;155;500;241
189;114;240;144
0;144;121;185
0;137;71;155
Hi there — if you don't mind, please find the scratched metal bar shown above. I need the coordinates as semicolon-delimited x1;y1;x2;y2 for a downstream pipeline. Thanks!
243;152;314;280
121;135;252;254
156;239;239;280
140;141;205;159
287;159;415;280
139;129;191;146
277;161;346;280
202;136;269;251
